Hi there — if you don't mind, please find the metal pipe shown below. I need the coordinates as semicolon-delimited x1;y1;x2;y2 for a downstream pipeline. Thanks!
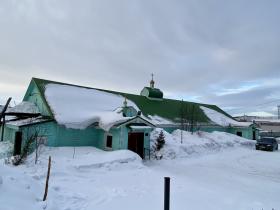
164;177;170;210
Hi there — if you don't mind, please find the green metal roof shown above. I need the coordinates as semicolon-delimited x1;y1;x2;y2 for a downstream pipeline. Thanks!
28;77;234;124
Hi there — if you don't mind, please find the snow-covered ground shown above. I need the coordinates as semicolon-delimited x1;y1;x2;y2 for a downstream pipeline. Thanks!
0;130;279;210
0;141;13;159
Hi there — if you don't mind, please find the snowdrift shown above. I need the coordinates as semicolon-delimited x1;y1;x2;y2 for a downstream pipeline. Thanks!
151;128;255;159
25;147;143;173
0;147;143;210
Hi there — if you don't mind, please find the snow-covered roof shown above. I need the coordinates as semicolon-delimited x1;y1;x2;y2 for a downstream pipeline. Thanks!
7;102;39;114
254;119;280;123
45;84;141;131
130;126;153;129
28;78;245;129
147;115;174;125
233;111;276;118
6;117;51;127
201;106;252;127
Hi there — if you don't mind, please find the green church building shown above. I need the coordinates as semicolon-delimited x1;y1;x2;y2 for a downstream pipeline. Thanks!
1;77;257;159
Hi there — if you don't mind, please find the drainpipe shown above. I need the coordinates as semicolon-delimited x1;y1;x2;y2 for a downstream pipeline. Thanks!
120;126;123;149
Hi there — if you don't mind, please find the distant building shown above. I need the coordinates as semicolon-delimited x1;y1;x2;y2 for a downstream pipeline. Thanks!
234;115;280;138
0;78;257;159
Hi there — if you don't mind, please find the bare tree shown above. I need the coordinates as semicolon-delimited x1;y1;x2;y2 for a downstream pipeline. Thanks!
180;102;201;135
13;119;47;165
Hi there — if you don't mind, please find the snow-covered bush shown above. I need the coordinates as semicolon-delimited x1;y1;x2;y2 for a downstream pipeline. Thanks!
155;130;165;151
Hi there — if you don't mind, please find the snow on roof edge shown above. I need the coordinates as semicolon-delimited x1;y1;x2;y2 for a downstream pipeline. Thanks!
44;84;141;131
200;106;252;127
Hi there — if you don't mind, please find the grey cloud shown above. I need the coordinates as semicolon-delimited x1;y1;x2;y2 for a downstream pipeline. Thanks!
0;0;279;115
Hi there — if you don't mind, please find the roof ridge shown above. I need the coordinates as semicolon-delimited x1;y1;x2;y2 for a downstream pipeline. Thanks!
31;77;217;107
29;77;235;124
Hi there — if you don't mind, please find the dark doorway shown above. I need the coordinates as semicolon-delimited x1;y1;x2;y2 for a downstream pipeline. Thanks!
236;131;242;137
128;132;144;158
253;131;256;140
13;131;22;156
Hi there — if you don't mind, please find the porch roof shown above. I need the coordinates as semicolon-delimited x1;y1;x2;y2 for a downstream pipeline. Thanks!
113;115;156;128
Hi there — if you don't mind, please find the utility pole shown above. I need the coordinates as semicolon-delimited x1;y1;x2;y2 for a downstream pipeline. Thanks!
277;105;280;120
180;99;184;144
1;97;12;141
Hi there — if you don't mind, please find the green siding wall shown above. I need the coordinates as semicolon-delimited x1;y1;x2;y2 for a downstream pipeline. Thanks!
102;126;152;158
227;127;254;140
55;125;104;147
20;122;57;146
2;126;17;143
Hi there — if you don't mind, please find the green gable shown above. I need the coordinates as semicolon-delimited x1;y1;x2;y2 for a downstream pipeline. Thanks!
23;79;53;117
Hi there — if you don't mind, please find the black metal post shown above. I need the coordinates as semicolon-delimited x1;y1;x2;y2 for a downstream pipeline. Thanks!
0;97;12;142
1;115;5;142
164;177;170;210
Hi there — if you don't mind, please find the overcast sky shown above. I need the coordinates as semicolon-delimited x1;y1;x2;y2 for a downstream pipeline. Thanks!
0;0;280;116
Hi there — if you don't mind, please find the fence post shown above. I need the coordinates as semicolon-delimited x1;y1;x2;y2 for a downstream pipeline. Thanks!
43;156;51;201
164;177;170;210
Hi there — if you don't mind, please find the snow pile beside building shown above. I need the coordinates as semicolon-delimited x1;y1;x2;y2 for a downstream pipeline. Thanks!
65;148;142;170
0;141;13;159
45;84;139;131
151;128;254;159
7;101;40;114
0;147;143;210
200;106;251;127
26;147;143;173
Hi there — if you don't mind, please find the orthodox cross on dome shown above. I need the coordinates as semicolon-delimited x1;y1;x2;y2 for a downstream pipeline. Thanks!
123;97;128;107
150;73;155;88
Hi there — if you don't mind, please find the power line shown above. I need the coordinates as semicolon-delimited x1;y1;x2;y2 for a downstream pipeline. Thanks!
253;99;280;107
223;99;280;113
